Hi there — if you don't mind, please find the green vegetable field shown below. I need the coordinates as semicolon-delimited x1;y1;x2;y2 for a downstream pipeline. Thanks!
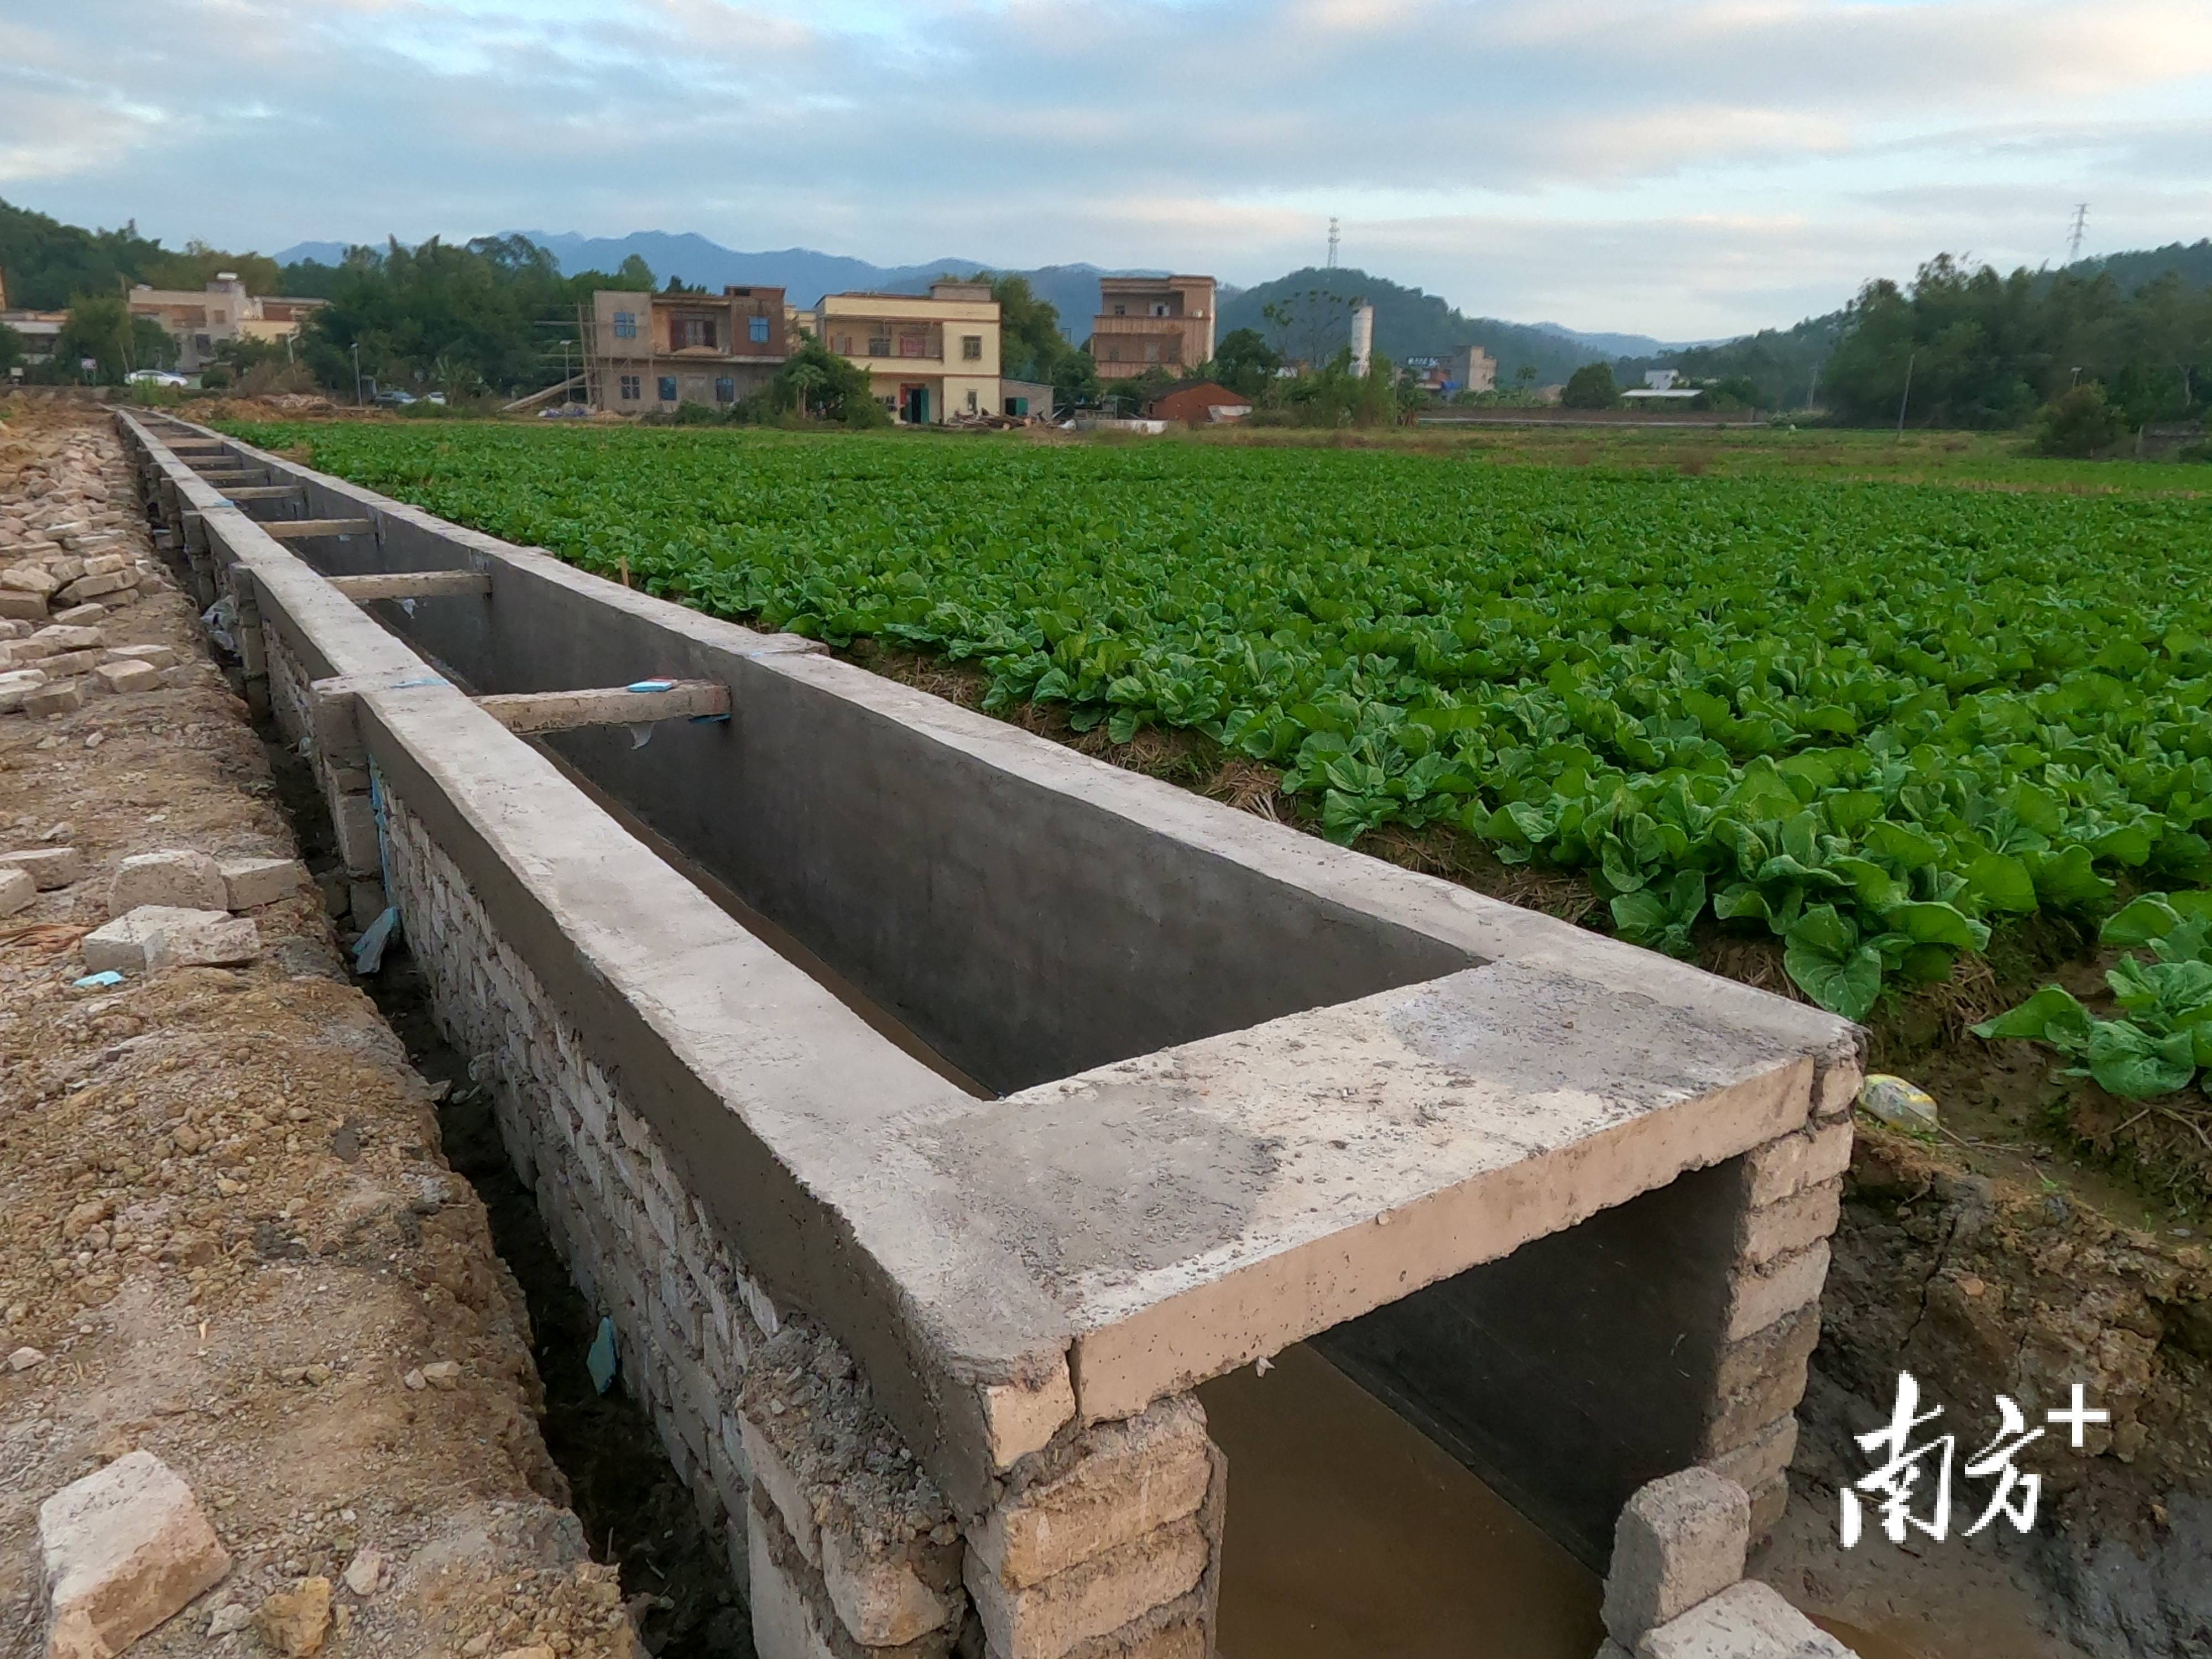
223;422;2212;1029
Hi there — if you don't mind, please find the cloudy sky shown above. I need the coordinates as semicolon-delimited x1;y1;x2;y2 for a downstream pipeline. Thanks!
4;0;2210;339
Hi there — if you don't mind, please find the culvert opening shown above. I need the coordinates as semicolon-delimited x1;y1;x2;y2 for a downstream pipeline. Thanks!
251;702;749;1659
1190;1158;1756;1659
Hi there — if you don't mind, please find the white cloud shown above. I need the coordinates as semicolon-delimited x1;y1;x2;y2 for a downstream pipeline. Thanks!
1;0;2207;336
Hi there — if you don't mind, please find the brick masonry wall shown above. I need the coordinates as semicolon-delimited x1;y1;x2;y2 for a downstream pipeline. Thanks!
258;619;388;928
382;789;781;1569
379;786;987;1656
1699;1056;1860;1535
378;783;1228;1659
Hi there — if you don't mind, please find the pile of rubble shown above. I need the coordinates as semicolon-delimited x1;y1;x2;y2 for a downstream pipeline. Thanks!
1;404;643;1658
1;425;182;719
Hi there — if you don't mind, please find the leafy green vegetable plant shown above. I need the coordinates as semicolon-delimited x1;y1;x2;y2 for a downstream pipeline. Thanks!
1973;893;2212;1097
217;420;2212;1022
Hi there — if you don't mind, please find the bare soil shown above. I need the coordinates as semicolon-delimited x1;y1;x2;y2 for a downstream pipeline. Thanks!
0;403;634;1657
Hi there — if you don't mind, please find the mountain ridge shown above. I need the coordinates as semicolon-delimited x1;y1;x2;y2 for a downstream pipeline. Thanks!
273;232;1170;341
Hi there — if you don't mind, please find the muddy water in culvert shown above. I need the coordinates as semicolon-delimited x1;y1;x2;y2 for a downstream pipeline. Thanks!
1198;1344;1946;1659
1197;1342;1605;1659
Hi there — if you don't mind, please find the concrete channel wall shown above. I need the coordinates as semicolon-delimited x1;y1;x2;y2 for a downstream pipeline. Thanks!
119;410;1866;1657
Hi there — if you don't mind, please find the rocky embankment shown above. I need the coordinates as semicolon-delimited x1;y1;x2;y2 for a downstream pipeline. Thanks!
1;399;637;1657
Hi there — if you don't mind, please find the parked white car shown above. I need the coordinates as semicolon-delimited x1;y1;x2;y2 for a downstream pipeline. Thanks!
126;370;189;388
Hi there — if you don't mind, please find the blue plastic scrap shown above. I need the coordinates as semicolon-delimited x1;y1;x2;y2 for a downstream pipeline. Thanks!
73;971;125;989
587;1316;618;1394
351;905;401;975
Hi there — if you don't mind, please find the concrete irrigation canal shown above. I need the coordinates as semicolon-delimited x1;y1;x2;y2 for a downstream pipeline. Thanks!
122;409;1869;1659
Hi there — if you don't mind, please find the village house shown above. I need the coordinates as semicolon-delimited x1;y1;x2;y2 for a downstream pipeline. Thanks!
126;274;325;373
999;377;1054;419
0;273;66;369
1088;276;1217;380
586;285;792;414
810;281;1001;424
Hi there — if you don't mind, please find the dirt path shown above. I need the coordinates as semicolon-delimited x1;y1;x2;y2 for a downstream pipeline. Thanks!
0;401;634;1657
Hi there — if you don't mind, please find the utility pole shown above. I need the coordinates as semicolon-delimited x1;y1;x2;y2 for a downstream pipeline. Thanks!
1895;349;1916;437
351;341;363;406
1326;217;1339;270
117;274;135;380
2067;203;2089;264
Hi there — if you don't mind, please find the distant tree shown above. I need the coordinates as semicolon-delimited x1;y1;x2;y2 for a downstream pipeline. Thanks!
1695;374;1761;412
2033;383;2126;456
1670;314;1843;413
663;274;703;294
770;337;885;425
1051;348;1099;409
1260;285;1354;368
1515;364;1537;385
0;196;169;309
54;296;174;382
295;233;650;398
1560;362;1619;409
1817;252;2212;429
1106;366;1176;415
137;239;282;295
615;254;655;289
1274;348;1398;427
1204;328;1282;398
974;272;1068;382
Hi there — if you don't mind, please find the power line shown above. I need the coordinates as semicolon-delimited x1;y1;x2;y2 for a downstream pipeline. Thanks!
2067;203;2089;265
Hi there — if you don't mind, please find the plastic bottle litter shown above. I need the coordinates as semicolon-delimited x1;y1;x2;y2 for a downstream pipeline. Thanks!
1858;1073;1940;1133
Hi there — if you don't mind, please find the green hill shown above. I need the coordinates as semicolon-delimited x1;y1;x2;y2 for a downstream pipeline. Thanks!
2057;239;2212;296
0;196;283;309
1647;241;2212;411
1217;267;1620;385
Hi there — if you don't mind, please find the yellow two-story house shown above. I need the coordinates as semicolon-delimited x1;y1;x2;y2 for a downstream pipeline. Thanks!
811;281;1001;424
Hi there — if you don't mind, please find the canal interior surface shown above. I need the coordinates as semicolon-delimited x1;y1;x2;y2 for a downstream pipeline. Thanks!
553;713;1609;1656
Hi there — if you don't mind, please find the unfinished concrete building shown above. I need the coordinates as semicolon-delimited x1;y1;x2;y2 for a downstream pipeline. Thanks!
1089;276;1217;380
123;409;1863;1659
585;286;791;415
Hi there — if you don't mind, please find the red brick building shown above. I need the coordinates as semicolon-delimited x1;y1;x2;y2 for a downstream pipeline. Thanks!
1147;379;1252;425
